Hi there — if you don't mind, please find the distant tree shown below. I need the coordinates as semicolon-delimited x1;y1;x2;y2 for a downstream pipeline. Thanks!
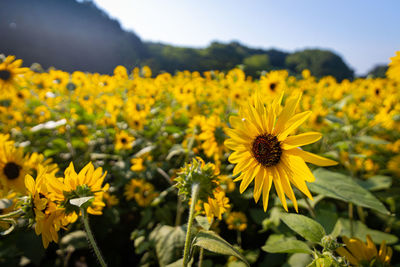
367;65;388;78
243;54;271;77
204;42;244;70
285;49;354;80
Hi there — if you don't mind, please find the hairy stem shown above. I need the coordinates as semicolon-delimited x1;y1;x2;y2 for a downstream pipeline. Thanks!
183;183;200;267
81;208;107;267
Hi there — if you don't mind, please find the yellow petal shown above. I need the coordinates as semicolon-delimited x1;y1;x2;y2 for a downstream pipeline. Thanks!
25;174;36;195
239;164;260;193
277;111;312;141
274;93;302;135
253;167;265;203
336;247;359;266
271;167;288;211
262;169;272;211
276;165;298;212
286;148;338;166
282;132;322;150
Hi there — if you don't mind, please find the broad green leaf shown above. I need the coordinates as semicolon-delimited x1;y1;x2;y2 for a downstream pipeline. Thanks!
69;196;94;208
310;168;389;215
195;216;211;230
149;225;186;267
192;230;249;266
315;208;338;235
284;253;312;267
356;175;392;191
355;136;389;145
280;213;326;243
331;218;398;244
262;234;312;254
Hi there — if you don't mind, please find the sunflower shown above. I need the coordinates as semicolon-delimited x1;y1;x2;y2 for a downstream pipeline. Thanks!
124;178;158;207
336;235;392;266
0;55;29;91
0;142;30;193
225;92;337;212
46;162;109;215
115;130;135;150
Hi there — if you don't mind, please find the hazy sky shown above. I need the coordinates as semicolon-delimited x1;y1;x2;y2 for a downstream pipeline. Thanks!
93;0;400;75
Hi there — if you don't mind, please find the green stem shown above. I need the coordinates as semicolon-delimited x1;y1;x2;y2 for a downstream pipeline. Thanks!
183;183;200;267
303;195;316;218
198;248;204;267
237;230;242;247
348;203;354;236
0;209;24;219
81;208;107;267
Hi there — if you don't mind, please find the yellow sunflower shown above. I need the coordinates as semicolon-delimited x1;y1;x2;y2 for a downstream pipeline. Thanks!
0;55;29;91
0;142;30;193
46;162;109;215
336;235;392;266
115;131;135;150
225;92;337;212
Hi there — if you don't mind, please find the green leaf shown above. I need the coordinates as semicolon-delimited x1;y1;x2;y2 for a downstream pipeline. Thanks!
284;253;312;267
354;136;389;145
262;234;312;254
331;218;398;244
195;216;211;230
69;196;94;208
310;168;389;215
280;213;326;243
192;230;249;266
149;225;186;267
356;175;392;191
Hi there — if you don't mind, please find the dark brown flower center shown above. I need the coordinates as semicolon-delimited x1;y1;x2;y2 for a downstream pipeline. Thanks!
121;137;127;144
3;162;21;180
0;70;11;81
269;82;277;91
251;134;282;167
17;92;24;99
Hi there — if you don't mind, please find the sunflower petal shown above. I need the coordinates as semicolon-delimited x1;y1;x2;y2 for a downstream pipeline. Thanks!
282;132;322;150
277;111;312;141
286;148;338;166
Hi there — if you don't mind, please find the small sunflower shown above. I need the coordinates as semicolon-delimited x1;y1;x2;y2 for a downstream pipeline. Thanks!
0;55;29;91
336;235;392;266
225;92;337;212
115;131;135;150
225;211;247;231
124;178;158;207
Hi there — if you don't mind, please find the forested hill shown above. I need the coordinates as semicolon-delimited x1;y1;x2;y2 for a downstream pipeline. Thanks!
0;0;355;80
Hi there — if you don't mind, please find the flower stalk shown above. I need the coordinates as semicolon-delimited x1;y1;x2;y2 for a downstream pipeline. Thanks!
183;183;200;267
81;208;107;267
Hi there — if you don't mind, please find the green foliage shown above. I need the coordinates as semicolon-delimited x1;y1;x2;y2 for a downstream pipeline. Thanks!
149;225;186;267
262;234;312;254
243;54;271;77
280;213;326;243
285;49;354;80
310;168;389;214
192;230;249;266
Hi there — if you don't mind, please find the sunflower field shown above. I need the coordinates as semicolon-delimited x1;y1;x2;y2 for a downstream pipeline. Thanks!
0;52;399;267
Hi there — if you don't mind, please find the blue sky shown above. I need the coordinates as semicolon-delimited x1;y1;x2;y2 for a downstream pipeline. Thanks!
93;0;400;75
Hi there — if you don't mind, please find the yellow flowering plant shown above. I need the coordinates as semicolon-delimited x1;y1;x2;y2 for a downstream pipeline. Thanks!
0;52;398;266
